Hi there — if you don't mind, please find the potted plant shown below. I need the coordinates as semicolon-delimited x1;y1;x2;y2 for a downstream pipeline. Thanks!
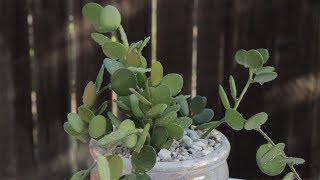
64;3;305;180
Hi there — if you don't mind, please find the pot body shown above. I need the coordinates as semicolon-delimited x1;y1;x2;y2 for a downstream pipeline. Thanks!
90;129;230;180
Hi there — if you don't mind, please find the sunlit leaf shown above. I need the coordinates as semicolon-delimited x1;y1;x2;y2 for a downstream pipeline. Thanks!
151;61;163;86
82;3;103;24
91;33;111;45
97;155;111;180
100;5;121;32
102;41;127;60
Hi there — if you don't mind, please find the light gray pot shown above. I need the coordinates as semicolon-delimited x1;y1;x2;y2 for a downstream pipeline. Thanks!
90;129;230;180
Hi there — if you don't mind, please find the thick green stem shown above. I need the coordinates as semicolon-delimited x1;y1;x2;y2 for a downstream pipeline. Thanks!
118;25;129;48
233;68;253;110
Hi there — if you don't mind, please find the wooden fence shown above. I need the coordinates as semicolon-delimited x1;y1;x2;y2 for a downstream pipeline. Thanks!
0;0;319;179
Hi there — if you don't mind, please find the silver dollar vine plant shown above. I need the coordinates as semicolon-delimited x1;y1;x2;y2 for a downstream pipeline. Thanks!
198;49;305;180
63;2;304;180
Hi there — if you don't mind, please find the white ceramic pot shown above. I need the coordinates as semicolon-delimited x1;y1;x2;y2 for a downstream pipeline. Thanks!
90;129;230;180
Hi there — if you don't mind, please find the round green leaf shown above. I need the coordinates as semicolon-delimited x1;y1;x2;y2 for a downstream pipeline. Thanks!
247;49;264;69
282;172;295;180
162;104;180;115
97;155;111;180
151;127;168;148
89;115;107;139
119;119;137;148
256;143;286;176
165;123;184;139
161;73;183;96
107;154;123;180
103;58;125;75
63;122;89;143
91;33;111;45
111;69;137;96
82;81;96;108
151;61;163;86
254;66;275;75
280;157;305;165
177;96;189;116
254;72;278;84
100;5;121;32
131;145;156;173
192;108;214;125
146;104;168;119
235;49;248;66
78;106;94;123
155;111;177;126
68;113;84;133
151;85;171;105
126;51;141;67
191;95;205;114
82;3;103;24
245;112;268;130
103;41;127;60
260;143;285;164
224;109;244;130
219;85;230;109
173;117;193;129
257;48;269;63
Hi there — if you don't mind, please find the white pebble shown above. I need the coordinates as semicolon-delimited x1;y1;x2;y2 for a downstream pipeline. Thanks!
193;141;207;148
183;135;193;147
187;130;200;141
202;150;211;156
158;149;171;161
190;145;202;151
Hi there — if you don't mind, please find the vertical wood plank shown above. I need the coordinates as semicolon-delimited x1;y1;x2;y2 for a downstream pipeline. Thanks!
31;0;70;178
157;0;193;94
0;0;33;178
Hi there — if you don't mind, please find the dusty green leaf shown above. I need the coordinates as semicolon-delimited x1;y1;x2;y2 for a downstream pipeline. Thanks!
257;48;269;63
165;123;184;139
135;123;150;153
191;95;205;114
146;104;167;119
126;50;141;67
260;143;285;164
282;172;294;180
100;5;121;32
173;117;193;129
107;154;123;180
162;104;180;115
91;33;111;45
103;58;125;75
102;41;127;60
176;96;189;116
219;85;230;109
151;127;168;148
192;108;214;125
63;122;89;143
151;61;163;86
97;155;111;180
89;115;107;139
256;143;286;176
82;81;96;108
254;72;278;84
161;73;183;96
254;66;275;75
82;3;103;24
67;113;84;133
151;85;171;105
78;106;94;123
111;69;137;96
245;112;268;130
247;49;264;69
224;109;244;130
95;64;104;92
129;94;145;118
235;49;248;67
129;88;151;106
98;130;137;146
131;145;156;173
155;111;177;126
107;111;121;128
229;75;237;100
280;157;305;165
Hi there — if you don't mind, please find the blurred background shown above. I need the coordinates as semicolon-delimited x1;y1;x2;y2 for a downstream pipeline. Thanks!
1;0;320;179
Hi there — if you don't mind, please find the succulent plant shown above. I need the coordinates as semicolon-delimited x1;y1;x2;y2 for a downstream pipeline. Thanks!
64;2;304;180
